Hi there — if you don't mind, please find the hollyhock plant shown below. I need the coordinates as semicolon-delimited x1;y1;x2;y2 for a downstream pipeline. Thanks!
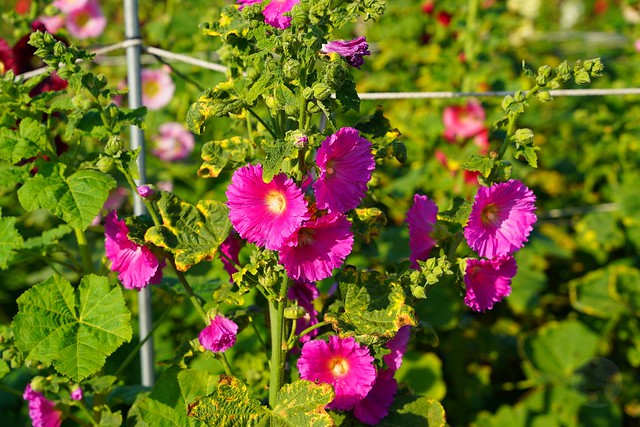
320;36;371;69
23;384;63;427
151;122;196;161
278;212;354;282
406;194;439;268
65;0;106;39
226;163;309;250
104;210;165;290
262;0;299;29
353;369;398;425
141;67;175;110
313;127;375;213
464;179;537;259
297;336;376;411
464;256;517;312
443;100;487;141
199;314;239;353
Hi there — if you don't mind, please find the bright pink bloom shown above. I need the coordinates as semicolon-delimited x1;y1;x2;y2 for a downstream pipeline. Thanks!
39;15;66;34
226;164;309;250
443;101;486;141
66;0;106;39
199;314;238;353
320;36;371;69
464;256;517;312
219;232;244;282
279;212;354;282
313;127;375;213
287;280;320;342
70;386;83;401
137;185;155;199
53;0;89;13
464;179;537;259
406;194;438;268
141;67;175;110
23;384;63;427
297;336;376;411
263;0;299;29
104;210;164;290
353;369;398;425
151;122;195;161
383;326;411;372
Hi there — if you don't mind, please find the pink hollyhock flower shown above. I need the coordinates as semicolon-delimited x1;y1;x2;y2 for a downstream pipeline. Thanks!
220;232;244;282
141;67;175;111
226;164;309;250
199;314;238;353
137;185;155;199
70;386;83;401
104;210;164;290
443;100;486;141
39;15;66;34
464;179;537;259
464;256;517;312
66;0;106;39
23;384;63;427
237;0;262;8
151;122;195;162
406;194;438;268
320;36;371;69
298;336;376;411
383;325;411;372
279;212;354;282
262;0;299;29
287;280;320;342
0;39;15;75
353;369;398;425
313;127;375;213
53;0;88;13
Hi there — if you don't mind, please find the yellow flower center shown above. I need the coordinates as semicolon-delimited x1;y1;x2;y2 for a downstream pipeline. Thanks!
265;191;286;214
329;357;349;377
76;11;91;28
143;79;161;98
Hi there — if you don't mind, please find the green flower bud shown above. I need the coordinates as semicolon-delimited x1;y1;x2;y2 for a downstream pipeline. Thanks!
556;61;571;81
312;82;332;100
96;156;116;173
302;87;314;100
30;376;47;393
514;90;526;103
307;101;321;114
53;41;66;57
536;90;552;102
284;103;298;116
283;59;301;80
265;96;277;110
105;136;125;156
284;306;307;320
574;69;591;85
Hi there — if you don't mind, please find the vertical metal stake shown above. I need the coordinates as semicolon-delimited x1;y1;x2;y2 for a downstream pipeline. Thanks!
123;0;155;387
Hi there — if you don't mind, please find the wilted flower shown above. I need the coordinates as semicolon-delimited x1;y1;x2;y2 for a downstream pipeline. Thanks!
298;336;376;411
23;384;63;427
406;194;438;268
66;0;106;39
464;179;537;259
141;67;175;110
226;164;309;250
262;0;299;29
313;127;375;213
443;100;486;142
199;314;238;353
353;369;398;425
320;36;371;69
278;212;354;282
151;122;195;162
104;210;164;290
464;256;517;312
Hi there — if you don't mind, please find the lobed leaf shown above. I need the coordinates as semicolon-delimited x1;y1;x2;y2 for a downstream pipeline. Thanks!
0;210;24;269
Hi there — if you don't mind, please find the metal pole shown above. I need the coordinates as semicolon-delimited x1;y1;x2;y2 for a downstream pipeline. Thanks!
123;0;155;387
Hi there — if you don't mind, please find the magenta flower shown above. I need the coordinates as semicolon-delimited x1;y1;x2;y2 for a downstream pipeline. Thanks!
237;0;262;8
38;15;66;34
0;38;15;75
383;325;411;372
141;67;175;110
66;0;106;39
320;36;371;69
313;127;375;213
262;0;299;29
151;122;195;161
70;386;83;401
297;336;376;411
23;384;63;427
219;232;244;282
199;314;238;353
137;185;155;199
464;256;517;312
443;100;486;142
53;0;89;13
353;369;398;425
278;212;354;282
226;164;309;250
406;194;438;268
104;210;165;290
464;179;537;259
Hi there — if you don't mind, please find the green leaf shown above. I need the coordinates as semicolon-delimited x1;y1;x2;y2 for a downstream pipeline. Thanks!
0;117;53;163
199;137;253;179
326;266;417;345
381;394;446;427
0;211;23;269
461;155;494;178
437;197;472;226
569;266;625;318
23;224;73;250
145;192;231;272
17;165;116;230
270;381;334;427
187;81;248;134
97;407;123;427
261;139;297;182
12;274;132;381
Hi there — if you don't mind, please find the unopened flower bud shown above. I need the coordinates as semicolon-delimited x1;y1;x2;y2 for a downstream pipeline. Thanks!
265;96;277;110
96;156;116;173
53;41;66;57
283;59;301;80
284;306;307;320
137;185;156;199
312;82;332;100
71;385;83;401
105;136;125;156
30;376;47;393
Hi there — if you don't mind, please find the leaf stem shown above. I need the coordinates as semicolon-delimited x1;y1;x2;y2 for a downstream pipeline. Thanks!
0;383;23;397
74;227;94;274
118;166;163;227
290;320;330;349
216;353;234;376
169;255;209;324
247;108;278;140
268;274;289;408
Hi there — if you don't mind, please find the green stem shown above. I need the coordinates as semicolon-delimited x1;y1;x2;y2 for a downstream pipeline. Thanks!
447;231;464;262
74;227;94;274
119;166;163;227
249;316;268;353
248;108;278;139
74;400;99;427
290;321;330;349
217;353;234;376
66;410;93;427
0;383;23;397
268;275;289;409
170;255;209;324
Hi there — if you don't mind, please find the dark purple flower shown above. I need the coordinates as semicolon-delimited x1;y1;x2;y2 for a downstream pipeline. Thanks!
320;36;371;69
